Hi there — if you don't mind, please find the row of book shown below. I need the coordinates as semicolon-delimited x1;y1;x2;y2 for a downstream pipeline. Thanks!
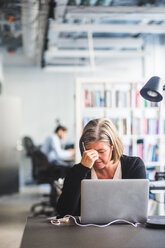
82;117;128;135
124;141;159;163
133;118;160;135
83;88;159;108
82;117;165;135
81;121;161;162
137;139;159;162
84;89;112;108
111;118;127;135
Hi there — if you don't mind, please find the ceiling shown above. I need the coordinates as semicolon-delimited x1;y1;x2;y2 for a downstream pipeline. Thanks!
1;0;165;70
44;1;165;71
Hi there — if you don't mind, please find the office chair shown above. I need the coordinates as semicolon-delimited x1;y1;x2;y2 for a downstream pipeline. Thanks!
30;150;68;216
22;136;37;157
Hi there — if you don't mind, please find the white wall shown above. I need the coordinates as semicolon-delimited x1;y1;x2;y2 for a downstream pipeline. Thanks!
3;50;75;145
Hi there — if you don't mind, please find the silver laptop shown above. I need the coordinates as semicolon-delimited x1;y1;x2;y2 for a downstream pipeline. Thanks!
81;179;149;224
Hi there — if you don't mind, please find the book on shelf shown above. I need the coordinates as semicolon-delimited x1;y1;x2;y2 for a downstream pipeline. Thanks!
144;99;158;108
83;88;131;108
84;89;105;108
133;118;159;135
135;89;141;108
152;144;159;162
123;140;132;156
133;118;143;135
84;89;90;107
100;90;105;107
145;143;159;162
111;118;128;135
123;145;133;156
115;90;120;107
137;139;144;160
146;167;156;180
115;90;130;108
123;119;127;135
82;117;128;136
104;90;112;108
148;119;159;135
95;90;101;107
144;118;148;135
84;85;159;109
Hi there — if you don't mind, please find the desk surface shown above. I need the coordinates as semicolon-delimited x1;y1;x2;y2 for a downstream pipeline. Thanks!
20;217;165;248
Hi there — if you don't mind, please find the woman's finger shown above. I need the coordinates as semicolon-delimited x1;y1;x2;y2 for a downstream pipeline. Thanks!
81;149;98;168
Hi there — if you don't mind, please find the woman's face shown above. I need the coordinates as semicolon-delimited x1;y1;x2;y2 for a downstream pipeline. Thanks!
85;141;113;170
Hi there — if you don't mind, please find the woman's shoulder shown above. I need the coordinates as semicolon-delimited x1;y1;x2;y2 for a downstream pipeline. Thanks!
121;154;143;163
120;154;146;178
120;154;145;170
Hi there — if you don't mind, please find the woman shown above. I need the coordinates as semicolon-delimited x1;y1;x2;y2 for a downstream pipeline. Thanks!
57;118;146;217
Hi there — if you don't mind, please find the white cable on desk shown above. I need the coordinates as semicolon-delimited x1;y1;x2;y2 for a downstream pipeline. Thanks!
49;215;139;228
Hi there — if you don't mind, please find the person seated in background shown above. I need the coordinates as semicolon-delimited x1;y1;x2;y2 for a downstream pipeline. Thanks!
56;118;146;217
41;125;75;167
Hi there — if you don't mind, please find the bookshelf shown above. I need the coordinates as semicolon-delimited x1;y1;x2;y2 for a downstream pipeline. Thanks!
75;77;165;215
75;77;165;178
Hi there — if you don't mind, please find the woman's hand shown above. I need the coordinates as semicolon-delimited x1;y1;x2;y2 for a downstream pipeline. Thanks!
81;149;99;169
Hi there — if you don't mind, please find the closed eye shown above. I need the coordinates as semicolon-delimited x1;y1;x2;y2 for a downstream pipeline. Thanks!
98;150;106;154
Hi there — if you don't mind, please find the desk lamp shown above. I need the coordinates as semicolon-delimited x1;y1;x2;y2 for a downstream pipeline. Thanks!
140;76;165;228
140;76;165;102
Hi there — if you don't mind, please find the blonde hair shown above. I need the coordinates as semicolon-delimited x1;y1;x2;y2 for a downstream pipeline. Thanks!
79;118;123;163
